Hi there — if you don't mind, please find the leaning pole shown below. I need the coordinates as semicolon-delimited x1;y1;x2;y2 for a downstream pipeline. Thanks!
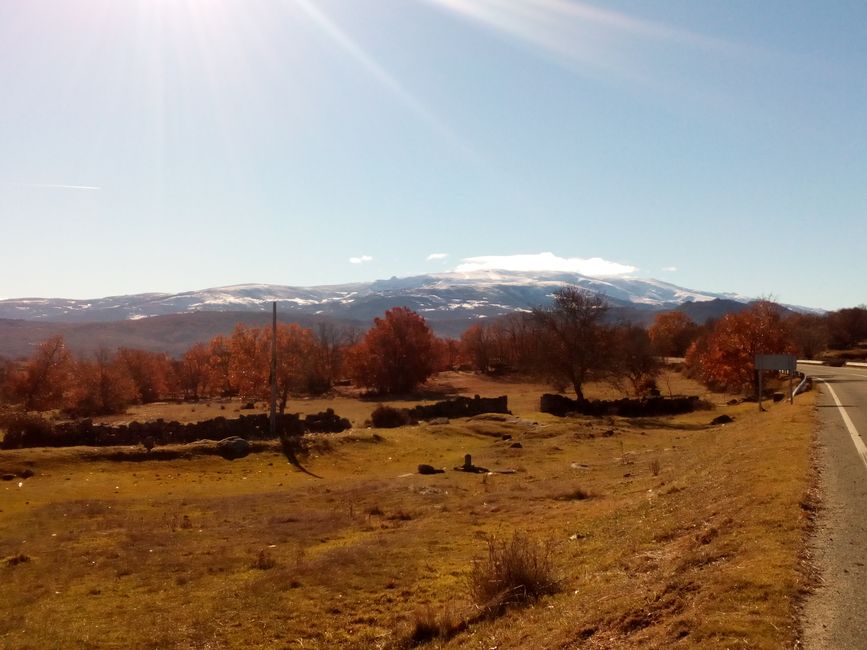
270;301;277;436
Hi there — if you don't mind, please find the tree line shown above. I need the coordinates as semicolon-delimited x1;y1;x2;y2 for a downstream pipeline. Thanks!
1;291;865;416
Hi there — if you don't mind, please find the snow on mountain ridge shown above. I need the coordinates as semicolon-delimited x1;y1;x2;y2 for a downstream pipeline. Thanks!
0;270;755;323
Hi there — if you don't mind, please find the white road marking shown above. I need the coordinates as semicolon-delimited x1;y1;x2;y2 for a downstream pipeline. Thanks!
819;379;867;471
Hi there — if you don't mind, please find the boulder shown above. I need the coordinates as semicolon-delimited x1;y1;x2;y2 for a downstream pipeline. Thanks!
216;436;250;460
711;414;734;425
417;464;445;475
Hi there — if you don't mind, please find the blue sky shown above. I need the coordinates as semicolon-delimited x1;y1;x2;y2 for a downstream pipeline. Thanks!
1;0;864;309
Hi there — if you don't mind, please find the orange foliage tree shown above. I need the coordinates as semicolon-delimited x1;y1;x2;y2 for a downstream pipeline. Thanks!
176;343;212;400
460;323;493;373
347;307;437;394
226;323;328;411
206;335;236;397
11;335;73;411
648;311;699;358
116;348;174;403
686;301;795;394
66;350;137;416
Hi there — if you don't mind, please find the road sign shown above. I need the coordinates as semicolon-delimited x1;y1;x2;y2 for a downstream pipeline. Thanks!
755;354;797;372
755;354;798;409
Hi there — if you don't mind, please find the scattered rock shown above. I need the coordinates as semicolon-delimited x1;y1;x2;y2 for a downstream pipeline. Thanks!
1;474;15;481
602;429;615;437
455;453;489;474
216;436;250;460
18;469;34;479
501;434;512;441
711;414;734;425
417;464;445;475
726;399;740;406
509;442;523;449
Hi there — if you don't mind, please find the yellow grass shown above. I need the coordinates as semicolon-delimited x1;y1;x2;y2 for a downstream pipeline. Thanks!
0;372;815;648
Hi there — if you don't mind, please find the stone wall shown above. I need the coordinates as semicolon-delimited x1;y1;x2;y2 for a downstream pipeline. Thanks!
1;409;351;450
540;393;702;418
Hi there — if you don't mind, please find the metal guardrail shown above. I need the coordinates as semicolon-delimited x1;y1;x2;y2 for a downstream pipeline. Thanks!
792;372;810;398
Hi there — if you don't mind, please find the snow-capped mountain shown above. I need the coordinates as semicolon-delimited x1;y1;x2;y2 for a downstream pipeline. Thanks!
0;270;748;323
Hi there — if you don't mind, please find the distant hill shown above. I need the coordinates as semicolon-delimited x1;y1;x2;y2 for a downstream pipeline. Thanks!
0;270;746;322
0;270;810;358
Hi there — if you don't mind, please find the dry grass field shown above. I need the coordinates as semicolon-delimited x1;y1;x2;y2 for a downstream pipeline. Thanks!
0;371;816;648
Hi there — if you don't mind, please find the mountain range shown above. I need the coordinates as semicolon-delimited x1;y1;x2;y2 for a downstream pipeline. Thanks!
0;270;783;358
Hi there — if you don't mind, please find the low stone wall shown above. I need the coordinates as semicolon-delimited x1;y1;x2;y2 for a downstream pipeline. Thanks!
0;409;351;450
409;395;510;420
540;393;702;418
369;395;511;429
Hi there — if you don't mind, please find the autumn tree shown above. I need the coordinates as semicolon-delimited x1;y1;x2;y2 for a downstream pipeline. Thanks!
268;323;326;411
461;323;494;373
228;324;263;400
116;348;173;403
206;335;236;397
11;335;73;411
66;350;137;416
826;306;867;349
532;287;609;400
347;307;436;394
221;322;331;409
0;356;13;405
176;343;212;400
788;313;829;359
312;321;356;387
648;311;699;358
610;324;661;396
686;300;795;394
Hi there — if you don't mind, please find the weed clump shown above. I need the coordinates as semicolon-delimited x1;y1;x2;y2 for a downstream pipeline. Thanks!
467;532;560;615
556;487;593;501
405;606;466;646
370;405;414;428
252;549;276;570
4;554;31;567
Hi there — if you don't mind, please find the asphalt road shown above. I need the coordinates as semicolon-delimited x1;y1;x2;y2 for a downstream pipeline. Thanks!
800;363;867;649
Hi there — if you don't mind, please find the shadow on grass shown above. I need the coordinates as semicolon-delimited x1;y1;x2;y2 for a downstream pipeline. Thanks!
625;418;712;431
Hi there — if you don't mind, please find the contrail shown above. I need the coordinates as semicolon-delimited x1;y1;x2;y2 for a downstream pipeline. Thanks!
12;183;102;191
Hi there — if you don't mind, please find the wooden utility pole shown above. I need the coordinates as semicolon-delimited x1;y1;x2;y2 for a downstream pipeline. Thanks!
270;301;277;436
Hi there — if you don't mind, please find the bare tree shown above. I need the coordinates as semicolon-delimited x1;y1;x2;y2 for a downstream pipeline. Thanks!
532;287;609;400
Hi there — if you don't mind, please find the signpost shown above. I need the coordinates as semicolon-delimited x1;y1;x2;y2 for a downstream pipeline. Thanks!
755;354;798;411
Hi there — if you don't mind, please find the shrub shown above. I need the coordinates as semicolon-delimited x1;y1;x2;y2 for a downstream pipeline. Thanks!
252;549;276;570
467;532;560;615
370;405;414;428
405;605;465;646
0;412;55;449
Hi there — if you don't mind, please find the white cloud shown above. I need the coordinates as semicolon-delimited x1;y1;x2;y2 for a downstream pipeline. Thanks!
454;252;636;277
349;255;373;264
426;252;449;261
662;266;678;272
